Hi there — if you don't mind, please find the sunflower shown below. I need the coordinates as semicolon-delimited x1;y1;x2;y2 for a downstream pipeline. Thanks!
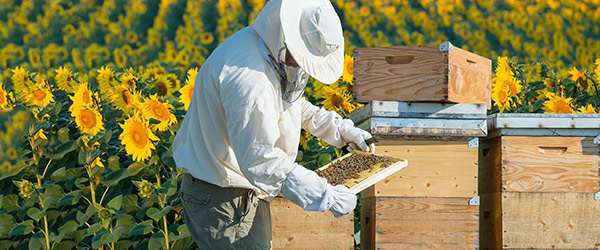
140;94;177;131
1;161;12;173
179;67;198;110
27;77;54;107
54;66;77;93
318;86;356;114
120;71;138;89
200;32;214;45
72;106;104;135
342;54;354;84
578;104;596;114
492;84;512;113
6;147;17;160
111;85;140;114
543;92;575;113
34;129;47;140
495;56;514;78
114;49;127;68
69;83;95;113
16;180;34;199
151;75;174;97
493;76;522;98
11;66;32;100
299;129;314;151
97;66;118;97
0;82;13;111
567;66;592;94
126;31;138;43
119;115;159;162
134;179;154;198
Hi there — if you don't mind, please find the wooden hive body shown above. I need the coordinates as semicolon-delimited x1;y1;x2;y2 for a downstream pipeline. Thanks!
353;42;492;108
270;197;354;249
480;114;600;249
355;101;484;249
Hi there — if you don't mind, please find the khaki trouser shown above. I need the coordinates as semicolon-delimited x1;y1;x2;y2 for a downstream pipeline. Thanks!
180;174;272;250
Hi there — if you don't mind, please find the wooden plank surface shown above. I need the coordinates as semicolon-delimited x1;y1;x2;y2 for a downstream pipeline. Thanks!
502;192;600;249
361;197;376;250
448;47;492;108
363;140;478;198
353;45;448;102
479;137;503;194
350;101;487;124
479;192;502;249
270;197;354;249
502;136;600;192
371;197;479;250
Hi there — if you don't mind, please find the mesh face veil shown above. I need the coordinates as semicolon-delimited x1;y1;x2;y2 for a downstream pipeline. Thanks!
259;38;310;104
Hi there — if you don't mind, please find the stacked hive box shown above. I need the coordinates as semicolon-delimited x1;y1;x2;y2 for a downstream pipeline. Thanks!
270;197;354;249
353;101;486;249
480;114;600;249
353;42;491;249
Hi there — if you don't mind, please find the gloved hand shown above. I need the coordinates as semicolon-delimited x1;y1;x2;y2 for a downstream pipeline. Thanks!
329;184;357;218
280;164;356;217
339;122;376;154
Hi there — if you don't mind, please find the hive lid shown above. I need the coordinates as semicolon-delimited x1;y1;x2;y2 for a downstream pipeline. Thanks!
488;113;600;137
351;101;487;125
316;151;408;194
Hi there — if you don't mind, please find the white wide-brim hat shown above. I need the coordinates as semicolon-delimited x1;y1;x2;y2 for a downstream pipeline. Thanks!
280;0;344;84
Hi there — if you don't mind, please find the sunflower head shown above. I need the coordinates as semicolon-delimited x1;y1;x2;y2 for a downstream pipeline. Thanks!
97;66;117;97
151;75;174;97
543;93;575;114
27;77;54;107
111;85;140;114
200;32;214;45
0;81;13;111
134;179;154;198
119;115;159;162
141;94;177;131
342;54;354;84
72;106;104;136
69;83;96;113
55;66;77;93
318;86;356;115
15;179;35;199
578;104;597;114
492;84;512;113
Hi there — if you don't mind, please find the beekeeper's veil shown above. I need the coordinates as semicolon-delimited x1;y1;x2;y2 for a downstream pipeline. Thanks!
252;0;345;103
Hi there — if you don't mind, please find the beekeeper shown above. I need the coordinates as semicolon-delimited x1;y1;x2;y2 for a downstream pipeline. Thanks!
172;0;375;249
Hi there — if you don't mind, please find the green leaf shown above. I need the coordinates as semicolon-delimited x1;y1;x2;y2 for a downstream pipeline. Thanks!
77;205;95;224
91;231;109;249
27;207;44;222
0;214;16;237
318;154;332;166
57;190;82;206
50;167;66;181
56;221;78;243
84;223;102;238
103;129;113;144
122;194;139;211
146;206;171;222
157;179;177;196
106;195;123;212
128;220;154;236
107;155;120;171
57;127;70;143
86;149;103;165
148;232;166;250
2;194;20;211
48;140;78;160
102;162;144;186
28;232;45;250
102;225;129;244
9;220;34;236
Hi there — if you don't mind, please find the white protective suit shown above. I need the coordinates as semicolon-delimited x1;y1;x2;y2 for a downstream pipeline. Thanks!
172;0;371;216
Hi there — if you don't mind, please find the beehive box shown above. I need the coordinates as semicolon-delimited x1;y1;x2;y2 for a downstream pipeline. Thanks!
480;114;600;249
353;42;492;108
354;101;484;249
270;197;354;249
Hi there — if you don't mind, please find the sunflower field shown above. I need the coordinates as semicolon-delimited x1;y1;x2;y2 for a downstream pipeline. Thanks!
0;0;600;249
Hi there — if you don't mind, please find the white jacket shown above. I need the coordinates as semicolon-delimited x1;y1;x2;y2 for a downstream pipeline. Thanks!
172;0;353;204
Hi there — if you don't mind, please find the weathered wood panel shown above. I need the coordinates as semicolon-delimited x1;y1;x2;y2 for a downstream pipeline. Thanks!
353;44;491;107
270;197;354;250
362;140;478;198
354;45;448;102
479;192;502;249
501;192;600;249
361;197;376;250
502;136;600;192
448;47;492;108
363;197;478;250
479;137;503;194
